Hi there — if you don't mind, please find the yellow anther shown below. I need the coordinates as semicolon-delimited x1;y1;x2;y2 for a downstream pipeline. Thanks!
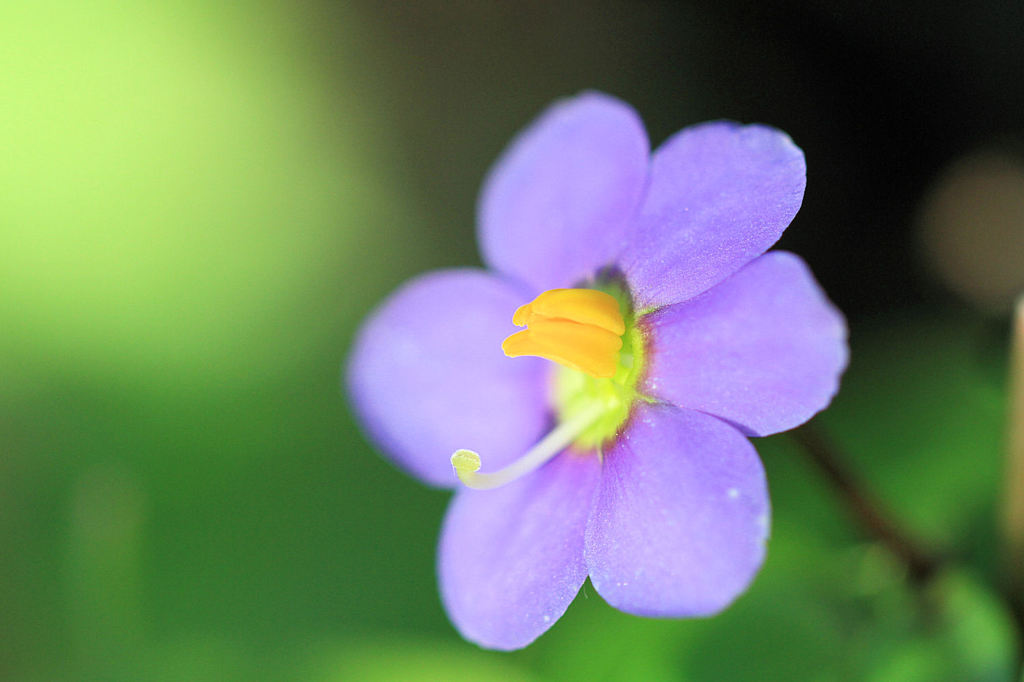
511;288;625;334
502;288;625;379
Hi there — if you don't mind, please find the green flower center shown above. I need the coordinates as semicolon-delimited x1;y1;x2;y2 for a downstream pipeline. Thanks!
552;281;646;450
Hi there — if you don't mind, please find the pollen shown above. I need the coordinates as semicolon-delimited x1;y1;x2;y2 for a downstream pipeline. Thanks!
501;288;625;378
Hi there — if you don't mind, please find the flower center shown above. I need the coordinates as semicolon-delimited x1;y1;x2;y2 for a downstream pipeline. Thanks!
501;288;625;378
451;282;647;490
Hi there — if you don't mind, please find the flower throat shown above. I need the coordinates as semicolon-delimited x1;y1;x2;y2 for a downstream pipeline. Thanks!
451;279;646;490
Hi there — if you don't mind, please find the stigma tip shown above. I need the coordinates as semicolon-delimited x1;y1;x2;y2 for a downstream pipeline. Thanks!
451;449;482;475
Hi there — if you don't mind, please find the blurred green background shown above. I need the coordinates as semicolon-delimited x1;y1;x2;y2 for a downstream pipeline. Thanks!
2;1;1023;680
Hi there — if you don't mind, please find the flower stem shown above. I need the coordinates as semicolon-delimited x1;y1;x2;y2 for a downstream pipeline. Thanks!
795;418;1024;663
790;423;943;587
1001;295;1024;632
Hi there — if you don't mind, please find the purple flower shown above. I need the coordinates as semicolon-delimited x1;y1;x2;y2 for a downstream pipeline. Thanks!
347;92;848;650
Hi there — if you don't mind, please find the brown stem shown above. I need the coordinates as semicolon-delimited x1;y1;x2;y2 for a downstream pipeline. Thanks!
794;421;1024;672
790;423;943;586
1002;299;1024;590
1001;295;1024;644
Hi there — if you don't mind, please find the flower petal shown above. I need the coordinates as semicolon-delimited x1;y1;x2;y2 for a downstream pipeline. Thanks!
438;451;601;650
346;269;550;487
586;404;769;617
478;92;650;293
641;251;848;436
624;121;806;308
